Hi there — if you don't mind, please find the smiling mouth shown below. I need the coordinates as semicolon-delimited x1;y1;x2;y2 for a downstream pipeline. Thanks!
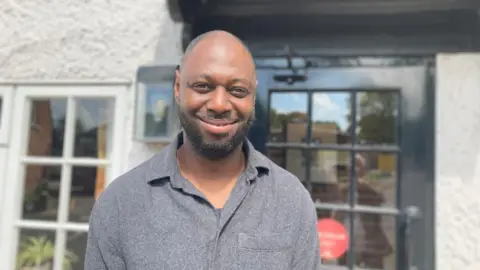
196;116;239;127
198;117;238;126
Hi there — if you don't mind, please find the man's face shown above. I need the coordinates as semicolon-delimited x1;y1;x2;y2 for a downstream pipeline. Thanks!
175;36;256;160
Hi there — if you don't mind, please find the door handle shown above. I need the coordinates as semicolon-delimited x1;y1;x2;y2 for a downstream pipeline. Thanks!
402;205;421;270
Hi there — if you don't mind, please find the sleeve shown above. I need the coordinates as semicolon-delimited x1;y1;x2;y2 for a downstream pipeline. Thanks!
291;190;323;270
84;190;127;270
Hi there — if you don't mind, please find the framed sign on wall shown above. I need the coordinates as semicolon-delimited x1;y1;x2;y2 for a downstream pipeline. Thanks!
134;65;180;142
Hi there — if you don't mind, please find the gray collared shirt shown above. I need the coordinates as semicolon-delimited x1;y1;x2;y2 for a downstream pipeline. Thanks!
85;133;321;270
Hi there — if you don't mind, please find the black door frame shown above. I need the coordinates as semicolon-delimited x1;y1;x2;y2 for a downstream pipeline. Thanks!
247;57;435;270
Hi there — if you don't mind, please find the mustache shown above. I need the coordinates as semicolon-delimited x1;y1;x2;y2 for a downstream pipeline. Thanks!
195;110;241;122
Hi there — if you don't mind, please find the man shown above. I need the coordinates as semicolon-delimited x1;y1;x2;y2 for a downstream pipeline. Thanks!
85;30;321;270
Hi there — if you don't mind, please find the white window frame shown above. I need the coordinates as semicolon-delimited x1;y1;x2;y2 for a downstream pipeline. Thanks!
0;82;129;270
0;85;14;145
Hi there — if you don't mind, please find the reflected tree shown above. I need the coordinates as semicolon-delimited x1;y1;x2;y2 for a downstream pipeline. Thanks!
348;92;397;144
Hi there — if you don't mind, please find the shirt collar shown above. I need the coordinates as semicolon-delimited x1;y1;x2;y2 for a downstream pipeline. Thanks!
145;132;270;185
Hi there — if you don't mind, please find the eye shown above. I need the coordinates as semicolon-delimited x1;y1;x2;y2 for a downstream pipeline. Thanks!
191;82;212;92
229;87;249;98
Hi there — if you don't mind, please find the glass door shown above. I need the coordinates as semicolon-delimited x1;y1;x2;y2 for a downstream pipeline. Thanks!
0;84;128;270
251;58;434;270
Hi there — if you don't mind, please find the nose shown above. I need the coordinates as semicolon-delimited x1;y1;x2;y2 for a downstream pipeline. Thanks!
207;87;232;113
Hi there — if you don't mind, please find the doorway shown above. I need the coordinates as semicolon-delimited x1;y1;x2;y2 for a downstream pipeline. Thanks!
0;84;128;270
248;57;435;270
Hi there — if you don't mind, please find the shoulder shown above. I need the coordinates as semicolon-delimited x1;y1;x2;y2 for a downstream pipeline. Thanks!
91;147;169;220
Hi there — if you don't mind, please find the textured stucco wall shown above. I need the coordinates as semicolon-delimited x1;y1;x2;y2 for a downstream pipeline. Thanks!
436;54;480;270
0;0;183;79
0;0;184;171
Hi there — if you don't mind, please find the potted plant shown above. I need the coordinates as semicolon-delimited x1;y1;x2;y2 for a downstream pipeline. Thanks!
16;235;78;270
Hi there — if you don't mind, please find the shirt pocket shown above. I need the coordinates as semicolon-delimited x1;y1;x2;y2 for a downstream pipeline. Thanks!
237;232;294;270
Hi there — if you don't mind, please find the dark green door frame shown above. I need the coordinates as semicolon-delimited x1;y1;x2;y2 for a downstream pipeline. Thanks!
248;57;435;270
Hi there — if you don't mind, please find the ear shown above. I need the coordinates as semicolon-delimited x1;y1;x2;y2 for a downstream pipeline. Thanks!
174;67;181;105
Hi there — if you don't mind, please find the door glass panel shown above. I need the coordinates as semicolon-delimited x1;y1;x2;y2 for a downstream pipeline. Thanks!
22;165;61;221
266;149;306;184
16;229;56;270
312;92;352;145
352;213;396;270
356;152;397;208
66;231;87;270
356;91;399;145
74;98;115;158
310;150;350;204
27;99;67;157
69;166;105;223
316;209;350;267
269;92;308;143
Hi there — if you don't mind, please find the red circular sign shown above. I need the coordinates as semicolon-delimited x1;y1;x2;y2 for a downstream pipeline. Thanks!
317;218;349;260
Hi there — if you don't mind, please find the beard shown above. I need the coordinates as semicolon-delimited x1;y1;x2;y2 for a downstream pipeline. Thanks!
178;107;254;161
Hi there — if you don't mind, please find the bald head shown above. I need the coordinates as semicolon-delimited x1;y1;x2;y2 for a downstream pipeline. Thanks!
180;30;254;71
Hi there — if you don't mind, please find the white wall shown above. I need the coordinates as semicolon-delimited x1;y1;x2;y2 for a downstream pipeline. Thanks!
436;54;480;270
0;0;184;172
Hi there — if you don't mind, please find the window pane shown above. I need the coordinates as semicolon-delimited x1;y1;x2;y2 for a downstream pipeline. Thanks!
311;92;352;145
142;84;173;138
74;98;115;158
269;92;308;143
356;91;399;145
356;152;397;208
69;166;106;223
310;151;351;205
22;165;61;221
266;148;306;184
27;99;67;157
316;209;350;268
352;213;396;269
16;229;56;269
66;231;87;270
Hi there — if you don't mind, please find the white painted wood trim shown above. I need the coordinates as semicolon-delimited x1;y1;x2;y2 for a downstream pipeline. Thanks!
0;84;129;270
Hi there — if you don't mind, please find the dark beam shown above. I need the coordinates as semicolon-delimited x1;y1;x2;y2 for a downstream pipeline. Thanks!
204;0;479;17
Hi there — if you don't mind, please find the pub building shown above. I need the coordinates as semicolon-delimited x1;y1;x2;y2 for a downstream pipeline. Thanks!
0;0;479;269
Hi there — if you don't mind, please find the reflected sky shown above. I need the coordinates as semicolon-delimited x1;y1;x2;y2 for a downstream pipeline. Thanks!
49;99;112;131
271;93;349;131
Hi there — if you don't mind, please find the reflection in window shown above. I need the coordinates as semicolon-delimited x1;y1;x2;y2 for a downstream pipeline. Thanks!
355;152;397;208
74;98;114;158
66;231;87;270
69;166;106;222
22;165;60;221
267;148;306;184
356;91;399;145
310;151;350;204
27;99;67;157
73;98;114;200
143;84;173;138
312;92;352;145
269;92;308;143
351;213;396;269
